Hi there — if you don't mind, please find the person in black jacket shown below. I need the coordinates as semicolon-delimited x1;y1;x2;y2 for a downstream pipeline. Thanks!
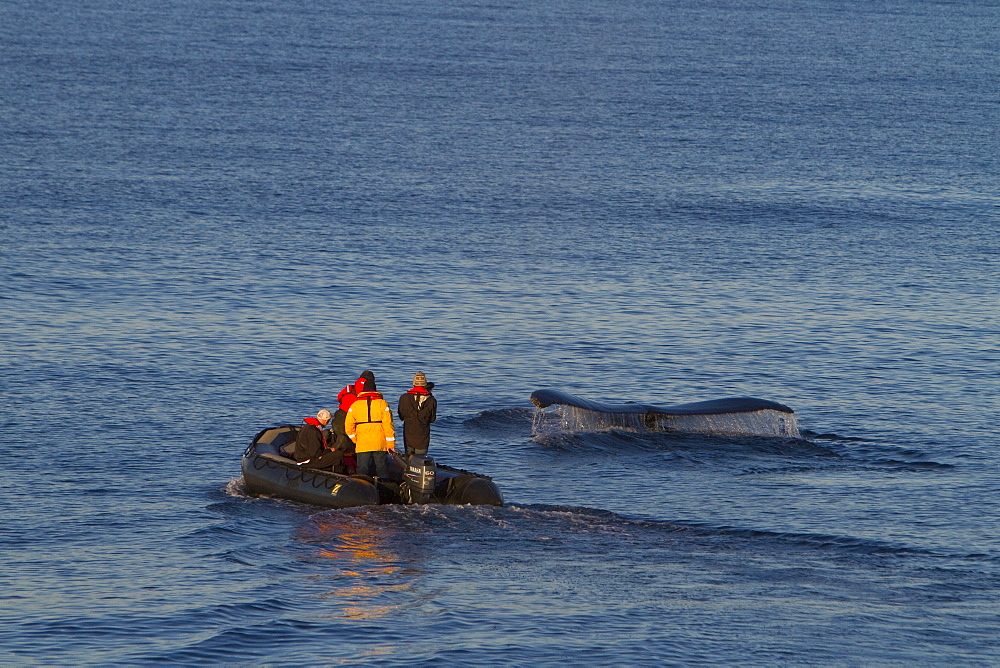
294;409;345;472
397;372;437;458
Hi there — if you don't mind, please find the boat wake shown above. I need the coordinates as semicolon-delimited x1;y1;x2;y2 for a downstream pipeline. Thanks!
493;505;999;564
224;477;249;498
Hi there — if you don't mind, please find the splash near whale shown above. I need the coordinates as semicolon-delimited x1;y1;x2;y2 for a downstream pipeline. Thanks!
530;389;800;438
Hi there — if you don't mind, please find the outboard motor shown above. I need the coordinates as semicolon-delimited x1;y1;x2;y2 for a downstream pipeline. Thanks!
405;455;437;504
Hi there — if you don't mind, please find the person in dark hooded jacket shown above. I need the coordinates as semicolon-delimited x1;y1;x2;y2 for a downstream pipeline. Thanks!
294;409;345;472
397;371;437;458
336;370;375;414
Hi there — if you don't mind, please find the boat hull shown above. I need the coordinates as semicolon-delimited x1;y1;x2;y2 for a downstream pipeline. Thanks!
241;425;503;508
241;451;379;509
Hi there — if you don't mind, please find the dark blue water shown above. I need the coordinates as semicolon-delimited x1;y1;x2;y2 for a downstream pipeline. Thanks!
2;0;999;663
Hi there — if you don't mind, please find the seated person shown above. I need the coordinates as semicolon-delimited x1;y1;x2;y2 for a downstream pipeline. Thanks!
294;409;345;473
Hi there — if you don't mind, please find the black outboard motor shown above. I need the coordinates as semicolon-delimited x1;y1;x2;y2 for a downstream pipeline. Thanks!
405;455;437;504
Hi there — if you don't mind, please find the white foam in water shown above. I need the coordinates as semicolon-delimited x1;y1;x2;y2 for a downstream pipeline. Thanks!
533;406;800;438
224;477;248;497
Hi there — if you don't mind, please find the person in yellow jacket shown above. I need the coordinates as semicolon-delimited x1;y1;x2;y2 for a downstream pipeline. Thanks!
345;377;396;479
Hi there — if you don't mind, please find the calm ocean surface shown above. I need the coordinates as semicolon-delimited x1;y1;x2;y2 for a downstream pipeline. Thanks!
2;0;999;664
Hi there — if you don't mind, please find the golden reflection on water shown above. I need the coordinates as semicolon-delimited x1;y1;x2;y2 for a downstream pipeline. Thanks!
304;512;422;621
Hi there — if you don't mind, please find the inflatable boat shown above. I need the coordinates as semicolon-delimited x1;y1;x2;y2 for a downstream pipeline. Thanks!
531;388;800;438
241;425;503;509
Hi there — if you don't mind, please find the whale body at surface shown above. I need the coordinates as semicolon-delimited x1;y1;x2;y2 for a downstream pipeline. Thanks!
530;388;800;438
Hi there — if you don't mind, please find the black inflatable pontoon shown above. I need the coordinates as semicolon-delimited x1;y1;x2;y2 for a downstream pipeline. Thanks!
241;425;503;509
530;389;800;437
